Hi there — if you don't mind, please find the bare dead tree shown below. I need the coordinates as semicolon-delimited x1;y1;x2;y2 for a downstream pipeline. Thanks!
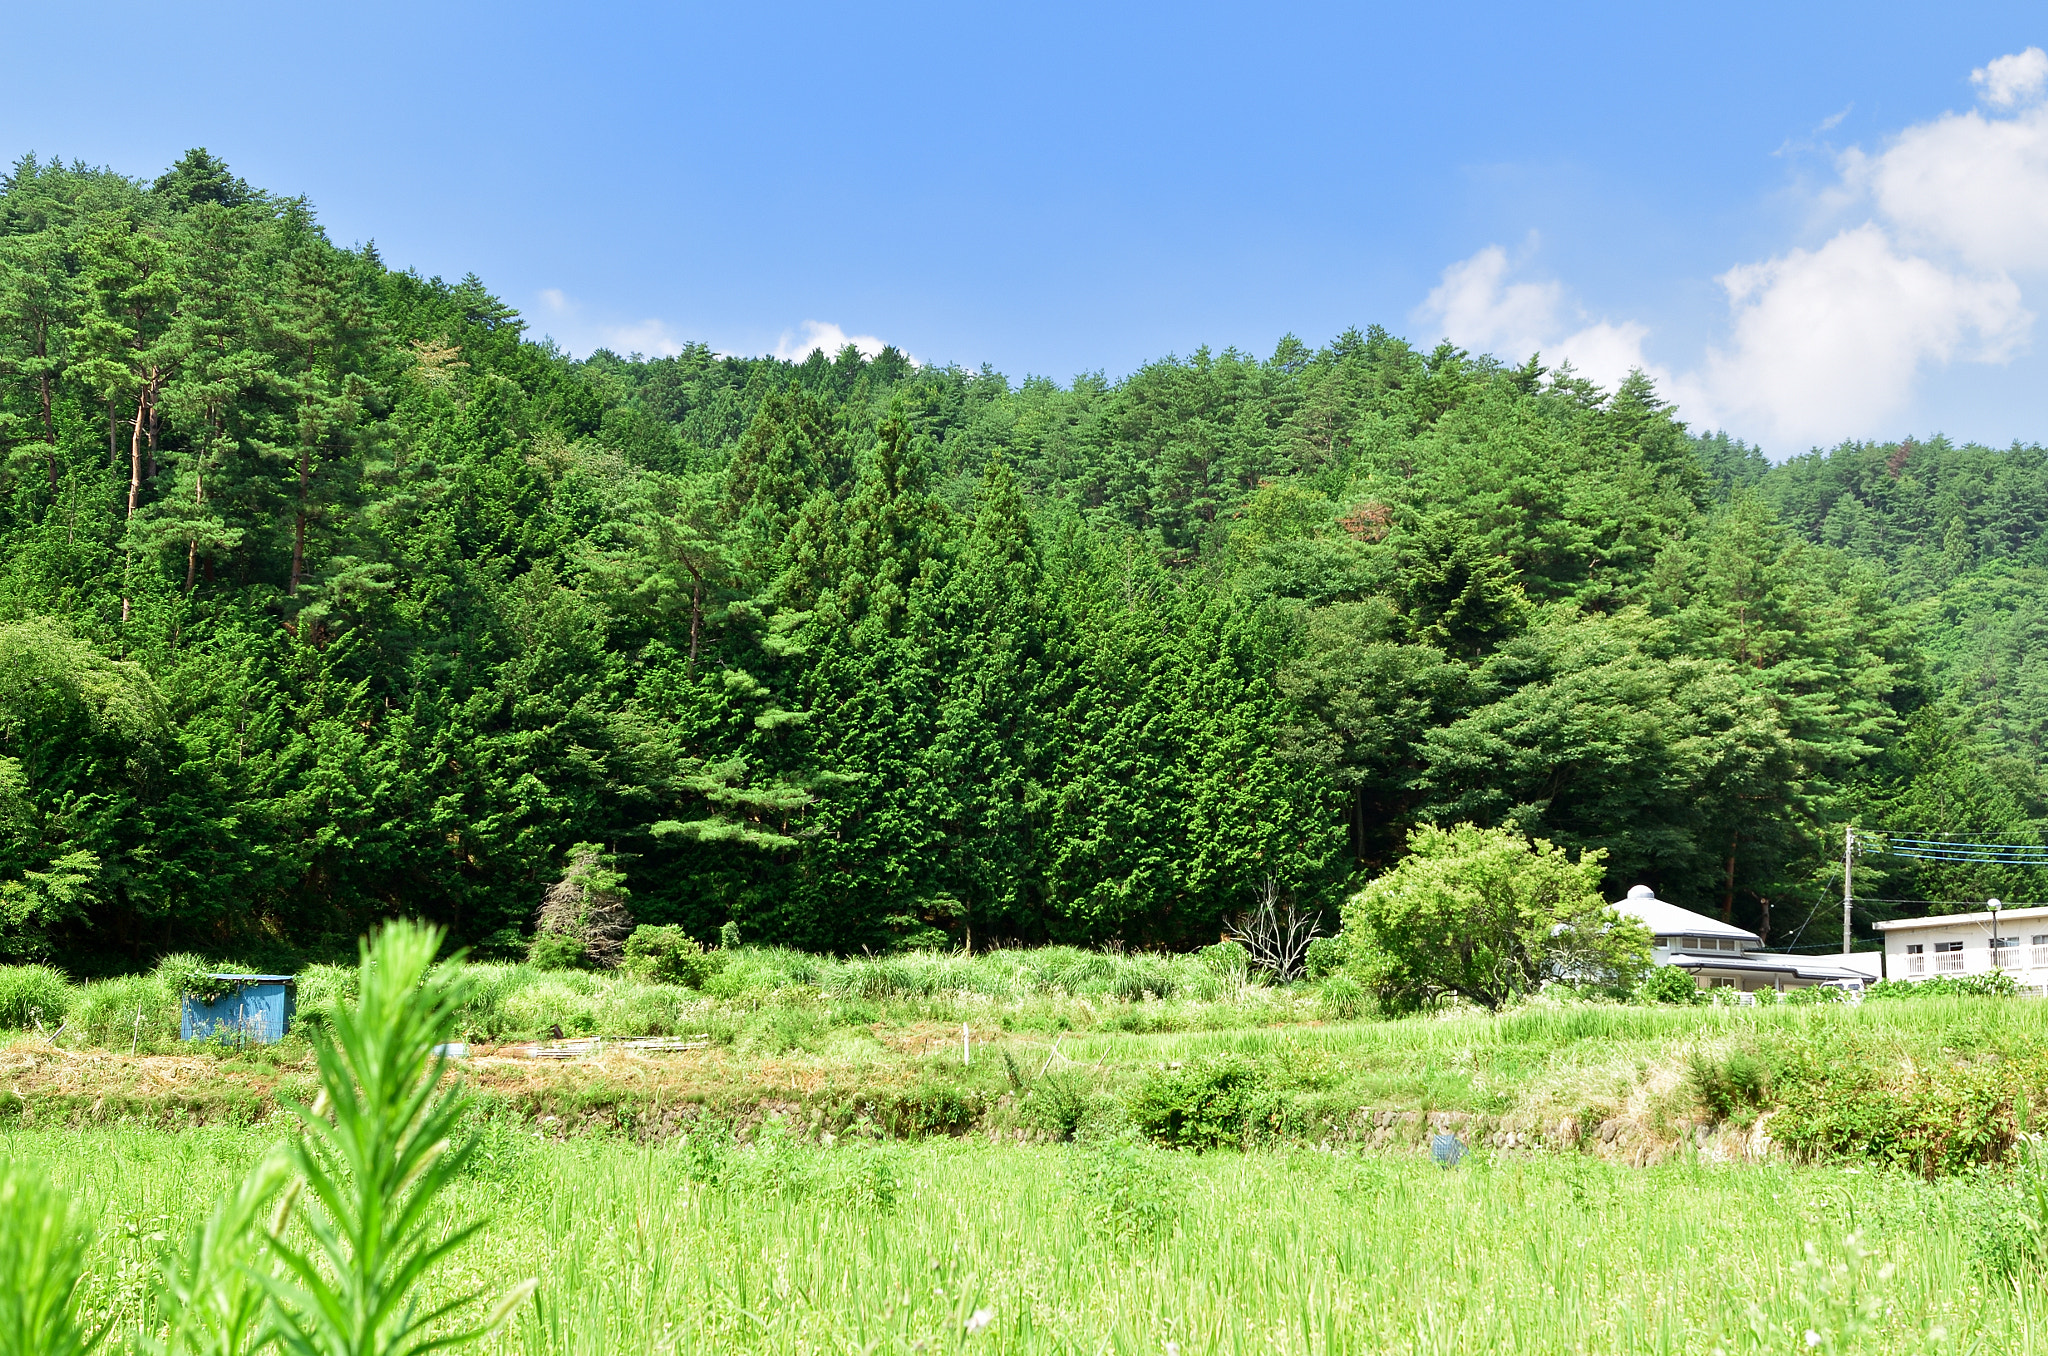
1227;877;1323;982
535;844;634;969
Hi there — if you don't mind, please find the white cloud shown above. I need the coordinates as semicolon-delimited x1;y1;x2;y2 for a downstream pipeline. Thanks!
599;319;687;358
531;288;687;358
1416;49;2048;454
1416;247;1666;396
1700;224;2029;447
1850;102;2048;272
773;319;907;363
1419;245;1561;359
1973;47;2048;108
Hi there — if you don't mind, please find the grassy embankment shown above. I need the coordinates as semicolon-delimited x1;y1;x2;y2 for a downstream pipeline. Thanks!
3;948;2046;1173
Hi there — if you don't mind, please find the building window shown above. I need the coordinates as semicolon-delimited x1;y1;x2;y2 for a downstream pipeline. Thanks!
2033;935;2048;969
1935;941;1965;973
1907;943;1925;976
1991;937;2020;968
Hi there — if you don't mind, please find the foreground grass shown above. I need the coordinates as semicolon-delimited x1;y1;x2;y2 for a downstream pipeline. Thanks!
9;1124;2044;1355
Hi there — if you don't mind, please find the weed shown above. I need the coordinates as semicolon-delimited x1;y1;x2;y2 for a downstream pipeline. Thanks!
1069;1135;1183;1244
1024;1070;1093;1140
1687;1047;1771;1120
834;1140;903;1214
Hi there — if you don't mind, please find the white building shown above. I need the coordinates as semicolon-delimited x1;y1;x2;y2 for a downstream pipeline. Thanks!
1611;884;1881;993
1874;905;2048;986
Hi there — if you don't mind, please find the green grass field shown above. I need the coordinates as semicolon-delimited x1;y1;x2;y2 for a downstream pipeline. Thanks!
9;1122;2042;1355
8;949;2048;1352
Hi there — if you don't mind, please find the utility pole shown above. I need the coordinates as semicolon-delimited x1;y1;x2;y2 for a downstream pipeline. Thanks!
1842;825;1854;955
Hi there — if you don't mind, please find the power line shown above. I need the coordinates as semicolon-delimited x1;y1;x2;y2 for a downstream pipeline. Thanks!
1859;832;2048;865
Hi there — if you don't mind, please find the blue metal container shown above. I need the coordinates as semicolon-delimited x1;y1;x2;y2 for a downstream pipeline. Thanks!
180;974;297;1044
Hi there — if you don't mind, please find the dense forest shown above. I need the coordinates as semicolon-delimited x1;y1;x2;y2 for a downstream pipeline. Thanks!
3;150;2046;972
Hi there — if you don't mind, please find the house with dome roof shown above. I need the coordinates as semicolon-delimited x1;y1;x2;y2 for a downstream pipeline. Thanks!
1609;884;1881;994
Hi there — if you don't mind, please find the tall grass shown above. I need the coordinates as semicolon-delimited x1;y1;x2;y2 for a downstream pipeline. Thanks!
0;946;1303;1047
6;1126;2042;1354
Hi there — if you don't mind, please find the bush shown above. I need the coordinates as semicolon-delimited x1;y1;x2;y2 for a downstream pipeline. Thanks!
1686;1047;1771;1119
0;964;69;1030
1304;934;1350;981
885;1080;983;1137
527;933;586;972
1129;1054;1275;1151
1634;965;1703;1006
1867;973;2016;1000
621;925;720;987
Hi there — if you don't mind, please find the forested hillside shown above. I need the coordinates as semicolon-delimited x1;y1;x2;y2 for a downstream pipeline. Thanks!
2;150;2044;971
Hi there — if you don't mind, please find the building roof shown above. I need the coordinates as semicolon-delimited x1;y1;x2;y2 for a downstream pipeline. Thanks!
1874;905;2048;932
1609;884;1762;945
1665;951;1878;982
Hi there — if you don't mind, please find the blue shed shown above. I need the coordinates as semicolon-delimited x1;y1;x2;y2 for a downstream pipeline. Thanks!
181;974;297;1044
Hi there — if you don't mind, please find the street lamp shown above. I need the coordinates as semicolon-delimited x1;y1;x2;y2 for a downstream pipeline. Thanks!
1990;898;2005;969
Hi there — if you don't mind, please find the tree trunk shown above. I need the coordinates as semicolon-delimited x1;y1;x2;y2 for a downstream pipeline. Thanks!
127;386;147;519
185;463;204;593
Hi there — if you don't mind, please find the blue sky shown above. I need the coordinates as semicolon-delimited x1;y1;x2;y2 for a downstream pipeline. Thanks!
8;2;2048;456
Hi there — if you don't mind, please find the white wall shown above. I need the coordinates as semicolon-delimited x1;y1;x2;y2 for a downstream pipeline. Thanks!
1884;913;2048;981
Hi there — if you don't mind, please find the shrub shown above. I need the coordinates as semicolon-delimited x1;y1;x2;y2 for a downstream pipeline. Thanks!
527;932;586;972
1304;934;1350;981
1785;982;1849;1005
152;953;255;1004
1686;1047;1772;1119
1867;973;2016;1000
1129;1054;1275;1151
621;925;718;987
1635;965;1703;1006
0;964;69;1030
1344;823;1648;1011
885;1080;983;1137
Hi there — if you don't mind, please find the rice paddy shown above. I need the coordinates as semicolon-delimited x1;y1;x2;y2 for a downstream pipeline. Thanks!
8;1121;2040;1355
